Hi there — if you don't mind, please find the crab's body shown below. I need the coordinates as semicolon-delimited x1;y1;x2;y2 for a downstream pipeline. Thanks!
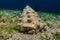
18;5;47;34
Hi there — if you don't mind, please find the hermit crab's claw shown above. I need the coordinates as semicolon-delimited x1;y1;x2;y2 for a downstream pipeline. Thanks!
28;29;36;34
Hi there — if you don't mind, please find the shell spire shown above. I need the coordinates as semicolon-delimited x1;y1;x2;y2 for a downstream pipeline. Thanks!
23;5;35;12
21;5;38;17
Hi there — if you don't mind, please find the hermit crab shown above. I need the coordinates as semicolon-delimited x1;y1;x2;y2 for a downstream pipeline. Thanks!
17;5;47;34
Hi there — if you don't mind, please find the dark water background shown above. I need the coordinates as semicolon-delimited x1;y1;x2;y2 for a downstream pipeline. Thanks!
0;0;60;13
